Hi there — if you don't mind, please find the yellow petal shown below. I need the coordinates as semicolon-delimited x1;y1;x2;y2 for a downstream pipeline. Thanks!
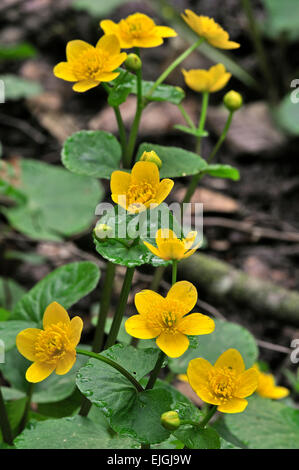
53;62;77;82
125;314;160;339
182;245;200;259
95;71;120;82
135;289;165;315
262;386;290;399
166;281;197;315
210;72;231;92
103;53;127;73
56;350;76;375
178;374;188;383
217;397;248;413
182;69;210;93
158;240;186;260
73;80;99;92
43;302;70;329
66;40;94;62
131;161;159;189
100;19;119;37
183;231;197;249
155;179;174;205
156;228;177;247
187;358;220;404
143;241;161;258
235;368;259;398
96;34;120;54
156;331;189;358
26;362;55;383
110;170;131;197
16;328;41;361
214;349;245;374
155;26;177;38
69;316;83;347
178;313;215;335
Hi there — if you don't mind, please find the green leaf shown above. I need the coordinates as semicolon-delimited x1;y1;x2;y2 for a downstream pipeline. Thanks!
0;308;10;321
0;395;27;441
0;74;42;100
274;93;299;136
0;277;26;311
202;164;240;181
175;425;220;449
37;389;82;418
168;319;258;374
262;0;299;39
11;261;100;324
108;69;185;107
3;159;103;241
71;0;126;17
0;43;37;60
136;142;207;178
225;395;299;449
1;387;26;401
14;414;139;449
173;124;209;138
0;320;36;351
62;130;121;179
0;178;27;205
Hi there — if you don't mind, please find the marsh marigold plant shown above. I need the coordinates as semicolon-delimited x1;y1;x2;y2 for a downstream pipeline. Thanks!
187;349;259;413
16;302;83;383
182;64;231;93
110;160;174;213
144;228;200;261
125;281;215;357
254;364;289;400
100;13;177;49
182;10;240;50
53;34;127;92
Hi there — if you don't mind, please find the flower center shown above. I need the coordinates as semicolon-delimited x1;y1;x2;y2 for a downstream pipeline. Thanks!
126;182;156;210
73;50;103;80
145;299;183;334
209;367;237;402
34;322;71;364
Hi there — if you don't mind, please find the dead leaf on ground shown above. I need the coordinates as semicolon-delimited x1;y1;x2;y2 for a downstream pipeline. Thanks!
175;187;240;213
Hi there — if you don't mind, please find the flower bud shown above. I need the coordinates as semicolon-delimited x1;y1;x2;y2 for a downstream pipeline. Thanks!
125;53;142;72
94;223;113;240
140;150;162;169
223;90;243;111
160;411;180;431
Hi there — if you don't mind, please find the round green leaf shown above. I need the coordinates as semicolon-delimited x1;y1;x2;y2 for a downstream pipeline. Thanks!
175;426;220;449
203;164;240;181
137;143;208;178
62;130;121;178
168;319;258;374
0;74;42;100
0;320;36;351
225;395;299;449
274;93;299;136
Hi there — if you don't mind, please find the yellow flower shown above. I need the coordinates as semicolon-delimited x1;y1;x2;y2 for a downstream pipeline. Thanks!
100;12;177;49
187;349;259;413
178;374;188;383
53;34;127;92
110;161;174;214
144;228;200;261
182;64;231;93
139;150;162;169
254;364;290;400
16;302;83;383
125;281;215;357
182;10;240;50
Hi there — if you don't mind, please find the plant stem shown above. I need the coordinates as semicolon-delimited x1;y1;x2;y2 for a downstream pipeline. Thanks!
102;82;127;158
0;387;13;445
177;103;196;129
172;260;178;285
198;405;217;428
92;261;116;353
241;0;277;103
146;38;205;98
18;382;34;433
76;348;144;393
145;350;166;391
104;266;135;349
207;111;233;163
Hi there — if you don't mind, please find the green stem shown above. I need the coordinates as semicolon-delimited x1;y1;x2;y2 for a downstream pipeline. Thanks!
123;55;143;168
207;111;233;163
198;405;217;428
241;0;277;103
177;103;196;130
76;348;144;393
102;82;127;157
146;38;205;98
104;266;135;349
197;91;209;145
92;261;116;353
145;350;166;391
18;382;34;433
0;387;13;445
172;260;178;285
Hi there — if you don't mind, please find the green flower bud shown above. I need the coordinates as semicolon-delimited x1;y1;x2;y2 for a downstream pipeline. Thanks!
161;411;180;431
223;90;243;111
125;53;142;72
140;150;162;169
94;223;113;240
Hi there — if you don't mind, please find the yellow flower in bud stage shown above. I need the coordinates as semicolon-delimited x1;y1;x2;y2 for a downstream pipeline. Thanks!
254;364;290;400
139;150;162;169
53;34;127;92
144;228;200;261
110;161;173;214
16;302;83;383
187;349;259;413
125;281;215;358
182;64;231;93
182;10;240;50
100;13;177;49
